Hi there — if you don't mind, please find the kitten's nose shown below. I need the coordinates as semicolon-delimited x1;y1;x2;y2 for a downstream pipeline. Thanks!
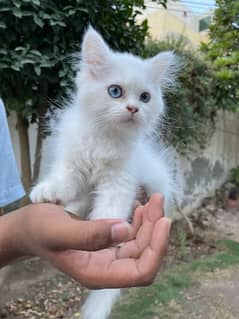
126;105;139;114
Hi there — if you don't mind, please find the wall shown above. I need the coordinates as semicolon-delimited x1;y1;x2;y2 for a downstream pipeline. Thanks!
172;111;239;218
7;112;37;180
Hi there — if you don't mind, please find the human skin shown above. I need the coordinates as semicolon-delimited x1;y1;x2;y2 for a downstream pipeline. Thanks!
0;194;171;289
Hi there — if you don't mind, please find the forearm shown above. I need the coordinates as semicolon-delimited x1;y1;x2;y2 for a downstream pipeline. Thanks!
0;208;30;268
0;203;129;269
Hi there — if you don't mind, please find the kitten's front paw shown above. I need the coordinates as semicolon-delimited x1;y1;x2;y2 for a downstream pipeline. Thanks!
30;182;59;204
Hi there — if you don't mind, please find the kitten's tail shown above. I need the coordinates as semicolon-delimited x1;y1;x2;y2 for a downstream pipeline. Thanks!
82;289;121;319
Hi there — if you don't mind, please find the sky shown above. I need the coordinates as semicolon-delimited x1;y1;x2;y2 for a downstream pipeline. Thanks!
181;0;216;13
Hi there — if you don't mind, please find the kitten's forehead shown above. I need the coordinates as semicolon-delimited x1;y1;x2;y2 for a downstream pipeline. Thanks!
109;53;151;89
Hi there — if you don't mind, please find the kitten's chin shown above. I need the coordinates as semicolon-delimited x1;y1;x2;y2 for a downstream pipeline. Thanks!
119;114;140;125
119;118;141;131
109;115;147;134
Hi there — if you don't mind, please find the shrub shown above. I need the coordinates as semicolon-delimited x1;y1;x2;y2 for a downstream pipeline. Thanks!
143;37;217;154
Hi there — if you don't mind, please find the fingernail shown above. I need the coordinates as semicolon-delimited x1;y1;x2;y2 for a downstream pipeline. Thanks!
166;217;172;224
166;218;172;235
111;222;130;242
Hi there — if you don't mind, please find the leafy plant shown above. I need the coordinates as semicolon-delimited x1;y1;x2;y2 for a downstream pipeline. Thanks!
143;36;217;154
201;0;239;111
0;0;150;188
230;167;239;186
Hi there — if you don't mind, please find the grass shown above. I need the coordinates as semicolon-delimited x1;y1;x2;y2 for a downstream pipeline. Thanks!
111;239;239;319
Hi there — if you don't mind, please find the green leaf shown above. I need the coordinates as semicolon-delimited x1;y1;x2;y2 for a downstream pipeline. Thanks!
0;49;7;55
22;11;33;17
0;63;9;69
32;0;40;5
12;0;21;8
39;11;50;19
0;7;11;12
59;69;67;77
15;46;25;51
12;7;22;18
0;21;6;29
34;65;41;76
21;59;35;65
30;50;42;57
68;9;76;16
11;64;21;71
77;7;89;14
49;19;66;27
33;15;44;27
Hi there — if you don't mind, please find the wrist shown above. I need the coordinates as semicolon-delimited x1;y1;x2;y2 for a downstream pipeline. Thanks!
0;207;32;267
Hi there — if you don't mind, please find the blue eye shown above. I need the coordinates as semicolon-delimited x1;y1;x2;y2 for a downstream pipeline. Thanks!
140;92;151;103
108;85;123;98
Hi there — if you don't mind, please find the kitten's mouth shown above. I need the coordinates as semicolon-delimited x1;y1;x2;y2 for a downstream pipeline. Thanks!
122;114;138;124
126;117;135;122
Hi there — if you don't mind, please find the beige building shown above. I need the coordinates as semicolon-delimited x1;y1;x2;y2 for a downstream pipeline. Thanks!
141;0;212;46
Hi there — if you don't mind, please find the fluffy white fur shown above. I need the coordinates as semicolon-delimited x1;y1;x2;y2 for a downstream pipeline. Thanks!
30;27;177;319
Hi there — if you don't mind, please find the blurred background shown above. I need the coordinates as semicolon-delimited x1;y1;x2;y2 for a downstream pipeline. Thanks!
1;1;239;318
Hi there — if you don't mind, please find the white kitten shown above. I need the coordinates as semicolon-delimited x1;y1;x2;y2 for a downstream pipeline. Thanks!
30;27;178;319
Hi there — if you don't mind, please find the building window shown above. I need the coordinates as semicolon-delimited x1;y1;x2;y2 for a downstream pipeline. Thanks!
199;16;211;32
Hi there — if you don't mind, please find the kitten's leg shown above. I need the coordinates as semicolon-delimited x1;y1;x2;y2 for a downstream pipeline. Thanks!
82;289;121;319
140;152;174;214
82;173;137;319
90;173;137;220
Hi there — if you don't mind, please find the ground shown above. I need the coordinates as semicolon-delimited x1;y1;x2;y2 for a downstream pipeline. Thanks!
1;182;239;319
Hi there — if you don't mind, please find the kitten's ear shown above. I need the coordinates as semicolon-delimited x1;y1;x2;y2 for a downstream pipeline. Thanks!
148;51;179;89
81;27;111;77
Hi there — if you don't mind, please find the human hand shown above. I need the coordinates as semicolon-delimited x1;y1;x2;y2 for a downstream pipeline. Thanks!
1;194;171;289
59;194;171;289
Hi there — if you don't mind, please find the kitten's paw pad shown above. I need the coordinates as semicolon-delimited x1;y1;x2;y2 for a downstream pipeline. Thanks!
30;182;58;204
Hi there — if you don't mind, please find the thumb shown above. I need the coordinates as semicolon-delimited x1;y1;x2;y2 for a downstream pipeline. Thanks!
52;218;132;251
79;220;132;251
76;220;132;251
